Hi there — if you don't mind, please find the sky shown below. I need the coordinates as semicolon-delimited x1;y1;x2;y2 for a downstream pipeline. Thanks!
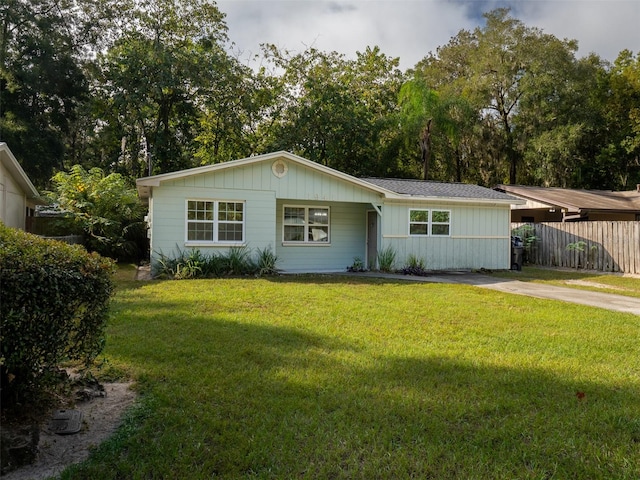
216;0;640;70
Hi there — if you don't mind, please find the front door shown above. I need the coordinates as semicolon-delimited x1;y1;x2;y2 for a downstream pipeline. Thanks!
366;210;378;269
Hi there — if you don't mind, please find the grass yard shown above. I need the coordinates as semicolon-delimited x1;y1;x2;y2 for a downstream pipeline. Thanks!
63;273;640;479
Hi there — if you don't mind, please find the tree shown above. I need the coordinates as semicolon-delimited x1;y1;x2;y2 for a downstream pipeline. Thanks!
397;79;476;181
48;165;146;259
0;0;86;186
263;46;405;177
93;0;229;176
599;50;640;188
415;8;584;186
194;56;283;164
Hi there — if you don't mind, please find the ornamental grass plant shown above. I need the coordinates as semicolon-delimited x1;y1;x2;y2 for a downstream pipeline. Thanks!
64;274;640;479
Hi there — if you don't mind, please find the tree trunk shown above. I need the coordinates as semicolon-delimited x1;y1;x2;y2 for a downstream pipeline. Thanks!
420;118;432;181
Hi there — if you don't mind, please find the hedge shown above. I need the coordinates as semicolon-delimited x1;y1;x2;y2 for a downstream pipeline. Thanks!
0;223;116;405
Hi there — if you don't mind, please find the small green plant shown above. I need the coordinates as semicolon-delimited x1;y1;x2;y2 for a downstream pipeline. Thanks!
512;224;538;264
175;249;207;279
154;245;275;279
377;246;397;273
406;254;426;269
566;241;598;269
225;246;254;275
255;246;279;276
347;257;366;272
401;254;428;276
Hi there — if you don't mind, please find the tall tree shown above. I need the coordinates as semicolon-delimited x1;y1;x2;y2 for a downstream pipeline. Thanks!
93;0;229;176
0;0;88;186
600;50;640;188
415;8;583;186
264;46;405;177
397;78;476;181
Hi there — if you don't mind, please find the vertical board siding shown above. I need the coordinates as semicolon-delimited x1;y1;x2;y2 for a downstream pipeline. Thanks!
150;185;276;262
275;200;368;272
188;160;383;204
513;221;640;274
382;202;512;270
0;163;28;229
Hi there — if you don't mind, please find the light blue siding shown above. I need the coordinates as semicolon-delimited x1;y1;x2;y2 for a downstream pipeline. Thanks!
274;200;369;272
149;185;277;262
148;158;382;270
146;155;513;272
380;201;512;270
164;159;383;204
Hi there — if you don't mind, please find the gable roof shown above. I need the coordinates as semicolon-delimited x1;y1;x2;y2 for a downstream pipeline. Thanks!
137;151;521;205
362;178;520;202
137;151;390;199
0;143;39;199
494;184;640;214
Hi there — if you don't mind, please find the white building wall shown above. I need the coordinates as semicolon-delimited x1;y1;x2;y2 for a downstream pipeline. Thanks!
0;162;27;229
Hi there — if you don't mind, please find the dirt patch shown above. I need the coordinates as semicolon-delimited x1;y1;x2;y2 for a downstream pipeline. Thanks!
2;382;136;480
564;279;630;291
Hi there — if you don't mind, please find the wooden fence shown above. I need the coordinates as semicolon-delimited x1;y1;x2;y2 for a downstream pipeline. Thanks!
512;221;640;275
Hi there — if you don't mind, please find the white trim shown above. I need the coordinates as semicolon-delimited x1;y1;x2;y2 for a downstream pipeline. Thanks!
282;204;330;245
408;208;451;237
185;242;247;247
0;143;39;199
281;242;332;247
185;199;245;244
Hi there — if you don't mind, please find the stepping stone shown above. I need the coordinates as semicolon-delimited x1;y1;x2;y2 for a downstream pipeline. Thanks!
49;410;83;435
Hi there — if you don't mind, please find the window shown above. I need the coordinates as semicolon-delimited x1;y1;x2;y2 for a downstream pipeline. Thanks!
430;210;450;236
186;200;244;243
283;205;329;243
409;210;429;235
409;209;450;236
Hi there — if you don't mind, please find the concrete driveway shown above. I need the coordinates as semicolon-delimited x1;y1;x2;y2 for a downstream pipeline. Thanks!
349;271;640;316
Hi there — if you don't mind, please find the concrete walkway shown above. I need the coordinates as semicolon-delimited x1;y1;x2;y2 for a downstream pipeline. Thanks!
348;271;640;316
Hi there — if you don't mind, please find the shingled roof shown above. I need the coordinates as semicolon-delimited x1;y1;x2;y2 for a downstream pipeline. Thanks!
361;177;518;201
494;184;640;213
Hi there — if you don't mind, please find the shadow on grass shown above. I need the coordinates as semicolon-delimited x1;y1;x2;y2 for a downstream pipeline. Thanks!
67;308;640;480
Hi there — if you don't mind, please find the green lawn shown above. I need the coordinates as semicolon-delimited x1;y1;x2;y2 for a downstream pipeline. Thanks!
63;274;640;479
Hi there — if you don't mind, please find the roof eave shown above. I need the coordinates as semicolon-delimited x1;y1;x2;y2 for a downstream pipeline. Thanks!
384;194;524;205
0;143;40;199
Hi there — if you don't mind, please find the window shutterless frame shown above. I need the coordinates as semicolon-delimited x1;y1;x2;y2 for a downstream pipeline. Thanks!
282;205;330;244
408;209;451;237
185;199;245;244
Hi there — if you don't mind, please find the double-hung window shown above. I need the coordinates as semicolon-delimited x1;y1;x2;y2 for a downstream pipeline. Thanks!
283;205;329;243
409;209;450;236
186;200;244;243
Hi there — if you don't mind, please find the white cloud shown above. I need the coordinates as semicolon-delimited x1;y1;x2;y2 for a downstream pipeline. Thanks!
522;1;640;61
218;0;640;70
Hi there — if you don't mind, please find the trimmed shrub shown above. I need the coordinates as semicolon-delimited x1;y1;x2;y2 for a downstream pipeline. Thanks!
0;223;116;405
